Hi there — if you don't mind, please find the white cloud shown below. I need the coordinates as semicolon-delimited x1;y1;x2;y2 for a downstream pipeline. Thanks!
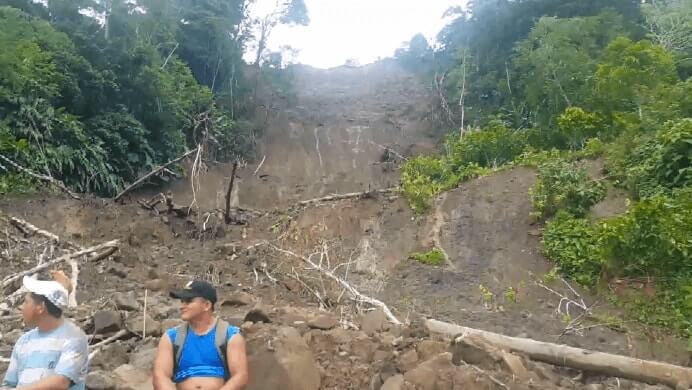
249;0;466;69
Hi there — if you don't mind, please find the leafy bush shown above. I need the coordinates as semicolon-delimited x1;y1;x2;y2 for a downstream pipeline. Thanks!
401;156;458;213
409;248;446;266
447;122;528;168
619;281;691;336
401;123;525;213
542;212;604;286
542;189;692;334
608;118;692;199
601;187;692;278
530;159;606;219
556;107;604;150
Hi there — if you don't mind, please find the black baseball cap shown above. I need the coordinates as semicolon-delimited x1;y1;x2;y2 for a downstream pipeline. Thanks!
170;280;217;304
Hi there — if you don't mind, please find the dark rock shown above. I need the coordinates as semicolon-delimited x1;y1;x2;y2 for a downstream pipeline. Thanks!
451;335;501;369
93;311;123;334
113;291;139;311
244;307;271;324
220;292;253;307
126;314;161;337
90;342;129;370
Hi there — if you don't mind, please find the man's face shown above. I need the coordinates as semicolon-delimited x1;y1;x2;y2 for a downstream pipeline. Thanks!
179;297;210;321
21;293;43;326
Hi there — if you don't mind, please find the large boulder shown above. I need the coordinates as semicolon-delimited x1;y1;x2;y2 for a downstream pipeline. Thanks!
220;292;254;307
307;315;339;330
129;345;158;373
246;327;321;390
90;342;129;370
113;291;140;311
361;309;387;335
381;374;405;390
85;370;115;390
93;310;123;334
126;314;161;337
112;364;153;390
403;353;455;390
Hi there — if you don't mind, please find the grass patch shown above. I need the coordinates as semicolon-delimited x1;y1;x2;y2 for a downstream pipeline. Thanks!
409;248;446;266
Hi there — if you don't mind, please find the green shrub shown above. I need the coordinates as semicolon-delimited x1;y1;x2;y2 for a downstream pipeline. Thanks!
619;279;691;336
401;122;524;213
542;212;604;287
608;118;692;199
556;107;604;150
410;248;446;266
600;187;692;278
401;155;458;213
530;159;606;219
542;189;692;335
447;122;528;168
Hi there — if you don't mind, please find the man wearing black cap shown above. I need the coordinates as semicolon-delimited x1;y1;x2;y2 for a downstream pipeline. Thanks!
153;280;248;390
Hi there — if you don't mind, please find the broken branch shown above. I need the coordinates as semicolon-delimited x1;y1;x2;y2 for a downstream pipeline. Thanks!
114;148;198;202
264;242;401;324
0;154;80;199
2;240;119;288
88;329;129;361
253;155;266;176
296;187;398;207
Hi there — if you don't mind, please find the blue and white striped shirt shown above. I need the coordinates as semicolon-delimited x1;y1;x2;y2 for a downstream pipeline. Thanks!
2;321;88;389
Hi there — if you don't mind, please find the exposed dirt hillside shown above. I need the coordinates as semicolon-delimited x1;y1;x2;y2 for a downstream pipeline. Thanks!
0;62;689;390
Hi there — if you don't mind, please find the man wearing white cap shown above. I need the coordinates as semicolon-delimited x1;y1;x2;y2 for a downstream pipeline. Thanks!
2;276;88;390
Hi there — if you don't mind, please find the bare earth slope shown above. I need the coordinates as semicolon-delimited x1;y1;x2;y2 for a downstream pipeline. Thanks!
0;62;689;390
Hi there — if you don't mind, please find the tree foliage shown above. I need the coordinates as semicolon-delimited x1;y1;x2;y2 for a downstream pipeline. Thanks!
398;0;691;336
0;0;299;195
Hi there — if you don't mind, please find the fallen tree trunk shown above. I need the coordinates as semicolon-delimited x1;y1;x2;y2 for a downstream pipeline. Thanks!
425;319;692;389
114;148;198;202
0;154;80;199
7;216;80;250
2;240;119;288
296;187;398;207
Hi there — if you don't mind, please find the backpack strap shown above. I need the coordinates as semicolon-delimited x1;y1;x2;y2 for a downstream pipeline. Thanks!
172;323;189;378
214;319;230;379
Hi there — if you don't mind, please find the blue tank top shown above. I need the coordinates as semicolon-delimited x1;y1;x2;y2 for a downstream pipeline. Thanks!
166;324;240;383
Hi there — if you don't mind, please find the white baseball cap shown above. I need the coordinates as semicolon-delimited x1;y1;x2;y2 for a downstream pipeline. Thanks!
22;276;69;310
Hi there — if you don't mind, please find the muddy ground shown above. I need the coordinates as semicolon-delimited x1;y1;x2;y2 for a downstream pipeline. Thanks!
0;61;689;389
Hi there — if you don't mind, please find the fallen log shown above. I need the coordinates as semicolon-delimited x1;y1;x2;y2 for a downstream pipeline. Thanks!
114;148;198;202
296;187;398;207
7;216;80;250
0;154;80;199
425;319;692;389
2;240;119;288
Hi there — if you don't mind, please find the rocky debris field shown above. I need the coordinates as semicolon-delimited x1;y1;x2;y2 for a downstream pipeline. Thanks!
0;197;688;390
1;289;680;390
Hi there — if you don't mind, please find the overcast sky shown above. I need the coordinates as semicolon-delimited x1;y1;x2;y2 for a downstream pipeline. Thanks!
247;0;466;69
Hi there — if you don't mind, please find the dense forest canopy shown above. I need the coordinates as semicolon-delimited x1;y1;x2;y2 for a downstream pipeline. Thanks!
395;0;691;341
0;0;308;195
